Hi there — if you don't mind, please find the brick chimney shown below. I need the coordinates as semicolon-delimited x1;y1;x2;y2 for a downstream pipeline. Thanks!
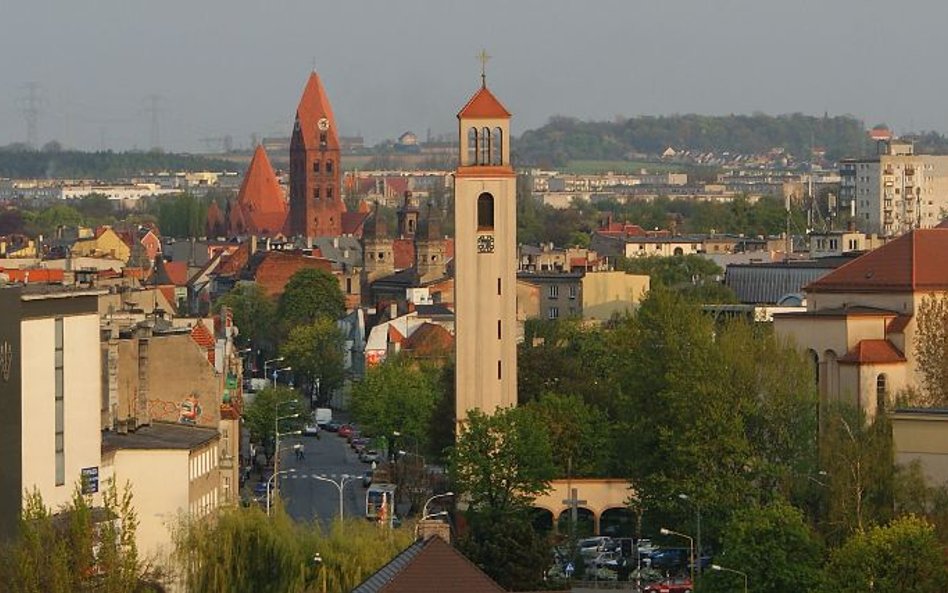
416;519;451;543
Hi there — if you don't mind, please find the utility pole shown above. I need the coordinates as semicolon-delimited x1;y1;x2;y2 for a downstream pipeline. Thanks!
18;82;43;149
143;94;162;151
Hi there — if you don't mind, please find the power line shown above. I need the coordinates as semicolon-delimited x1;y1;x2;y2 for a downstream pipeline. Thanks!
17;82;44;148
143;94;162;150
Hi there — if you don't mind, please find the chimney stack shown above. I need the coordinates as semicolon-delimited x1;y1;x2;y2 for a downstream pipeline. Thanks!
416;519;451;543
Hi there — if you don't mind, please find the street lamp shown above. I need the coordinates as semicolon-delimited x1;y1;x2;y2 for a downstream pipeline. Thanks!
273;366;293;388
679;493;702;576
263;356;285;380
660;527;695;584
267;468;296;516
312;553;327;593
312;474;352;521
274;411;301;481
711;564;747;593
422;492;454;518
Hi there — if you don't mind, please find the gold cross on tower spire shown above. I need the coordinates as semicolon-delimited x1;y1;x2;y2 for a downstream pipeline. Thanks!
477;49;491;87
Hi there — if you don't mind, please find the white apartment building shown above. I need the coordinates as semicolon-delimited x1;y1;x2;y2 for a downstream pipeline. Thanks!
0;285;105;538
840;140;948;237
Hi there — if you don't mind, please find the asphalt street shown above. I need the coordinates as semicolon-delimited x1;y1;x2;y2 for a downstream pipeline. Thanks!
276;429;371;523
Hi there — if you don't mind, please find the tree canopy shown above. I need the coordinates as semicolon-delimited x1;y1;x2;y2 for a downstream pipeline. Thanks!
276;268;345;331
279;317;346;402
213;282;276;352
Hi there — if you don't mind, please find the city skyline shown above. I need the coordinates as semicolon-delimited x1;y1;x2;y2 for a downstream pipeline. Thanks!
3;0;948;152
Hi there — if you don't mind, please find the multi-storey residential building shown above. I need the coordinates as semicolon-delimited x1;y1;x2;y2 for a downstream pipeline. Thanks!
0;285;104;538
839;140;948;237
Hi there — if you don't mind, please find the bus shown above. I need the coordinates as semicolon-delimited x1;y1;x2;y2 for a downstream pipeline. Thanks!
365;483;396;522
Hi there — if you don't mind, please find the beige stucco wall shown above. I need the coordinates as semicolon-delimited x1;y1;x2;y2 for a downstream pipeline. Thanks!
105;448;189;564
582;271;650;322
892;412;948;486
21;314;102;511
807;291;914;316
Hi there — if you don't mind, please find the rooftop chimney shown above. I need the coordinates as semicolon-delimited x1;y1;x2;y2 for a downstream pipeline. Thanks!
416;519;451;543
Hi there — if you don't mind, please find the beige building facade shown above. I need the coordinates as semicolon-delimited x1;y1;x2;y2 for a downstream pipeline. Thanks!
840;141;948;237
582;271;650;322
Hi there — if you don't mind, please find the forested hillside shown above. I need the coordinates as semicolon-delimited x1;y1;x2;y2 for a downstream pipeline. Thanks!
514;113;872;167
0;147;236;179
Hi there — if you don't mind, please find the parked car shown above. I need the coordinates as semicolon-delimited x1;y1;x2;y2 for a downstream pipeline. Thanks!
360;450;380;464
579;536;614;557
302;424;320;437
589;551;621;569
338;424;354;438
649;548;690;571
324;421;341;432
643;576;693;593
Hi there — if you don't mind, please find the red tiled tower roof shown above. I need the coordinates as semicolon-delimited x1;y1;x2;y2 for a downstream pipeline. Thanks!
289;71;345;238
206;201;225;237
233;145;287;236
295;71;339;150
458;85;511;119
806;228;948;293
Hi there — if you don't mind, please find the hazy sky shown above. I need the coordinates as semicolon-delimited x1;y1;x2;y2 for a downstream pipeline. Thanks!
3;0;948;152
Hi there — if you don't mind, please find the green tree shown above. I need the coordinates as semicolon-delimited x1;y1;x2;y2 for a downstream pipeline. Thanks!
913;293;948;406
449;407;555;513
276;268;345;331
350;356;440;455
815;515;948;593
152;193;207;238
174;508;413;593
213;282;276;352
31;204;84;235
279;317;346;405
458;509;551;592
523;392;611;477
0;480;155;593
820;405;895;544
242;386;306;446
700;500;823;593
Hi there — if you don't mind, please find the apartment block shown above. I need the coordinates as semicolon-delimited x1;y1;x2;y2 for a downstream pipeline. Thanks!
840;140;948;237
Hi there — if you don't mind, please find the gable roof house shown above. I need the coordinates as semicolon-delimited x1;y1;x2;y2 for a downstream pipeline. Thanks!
774;228;948;423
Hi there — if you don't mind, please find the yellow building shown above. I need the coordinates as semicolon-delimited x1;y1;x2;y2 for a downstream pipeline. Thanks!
774;228;948;423
71;227;131;262
582;270;650;322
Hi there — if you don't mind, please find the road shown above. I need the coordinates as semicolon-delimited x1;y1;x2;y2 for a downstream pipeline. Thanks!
275;428;371;523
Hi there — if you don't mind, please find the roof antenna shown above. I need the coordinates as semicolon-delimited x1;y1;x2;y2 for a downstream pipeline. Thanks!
477;49;491;87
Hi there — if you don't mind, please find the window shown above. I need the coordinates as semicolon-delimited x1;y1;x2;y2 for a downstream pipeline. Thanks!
313;161;320;173
55;318;64;486
569;285;577;300
467;128;478;165
327;187;334;199
497;320;502;340
477;193;494;229
319;132;327;145
326;160;333;173
346;277;352;294
491;127;503;165
876;374;888;412
313;187;320;199
480;127;491;165
497;360;502;381
548;306;560;320
497;278;501;295
548;285;559;299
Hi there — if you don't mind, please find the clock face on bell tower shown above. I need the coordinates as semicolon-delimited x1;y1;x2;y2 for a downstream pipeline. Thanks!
476;234;495;253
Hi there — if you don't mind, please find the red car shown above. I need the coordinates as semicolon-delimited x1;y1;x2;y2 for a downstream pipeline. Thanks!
338;424;354;438
644;577;693;593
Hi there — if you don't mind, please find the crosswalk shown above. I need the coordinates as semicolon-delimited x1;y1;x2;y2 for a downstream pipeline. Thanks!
285;473;351;480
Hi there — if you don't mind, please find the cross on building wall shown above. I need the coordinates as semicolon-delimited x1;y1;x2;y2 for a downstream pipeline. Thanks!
562;487;587;527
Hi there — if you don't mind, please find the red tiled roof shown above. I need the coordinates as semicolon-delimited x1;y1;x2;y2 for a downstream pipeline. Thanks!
342;211;370;237
250;251;333;298
295;71;339;151
402;322;453;358
457;85;511;119
936;219;948;229
190;320;216;366
393;238;415;270
0;268;64;283
387;325;404;344
839;339;906;364
234;145;287;236
806;229;948;293
159;286;178;311
217;242;251;277
444;238;454;261
163;261;189;286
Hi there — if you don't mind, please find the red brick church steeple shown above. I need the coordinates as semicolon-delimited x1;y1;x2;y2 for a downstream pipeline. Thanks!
289;71;345;238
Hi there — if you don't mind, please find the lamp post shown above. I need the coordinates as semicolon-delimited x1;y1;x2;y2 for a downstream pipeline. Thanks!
678;493;702;577
313;553;327;593
710;564;747;593
267;468;295;516
313;474;352;521
422;492;454;518
660;527;695;584
263;356;285;380
273;366;292;388
274;409;301;484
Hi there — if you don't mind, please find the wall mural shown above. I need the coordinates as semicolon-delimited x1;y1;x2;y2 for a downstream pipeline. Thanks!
147;393;211;426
